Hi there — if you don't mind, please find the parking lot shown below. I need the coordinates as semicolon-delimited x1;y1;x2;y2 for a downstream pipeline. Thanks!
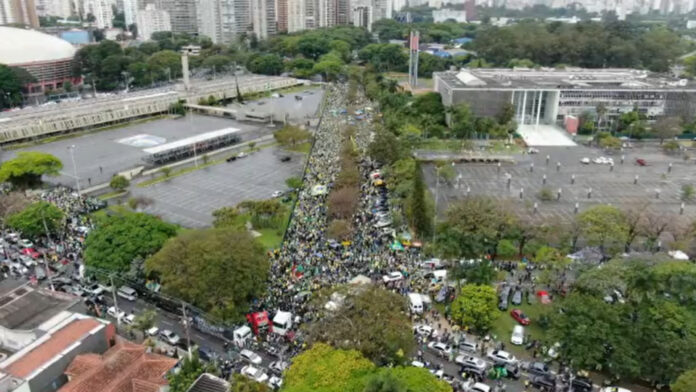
424;142;696;222
130;146;305;228
226;87;324;124
2;114;271;189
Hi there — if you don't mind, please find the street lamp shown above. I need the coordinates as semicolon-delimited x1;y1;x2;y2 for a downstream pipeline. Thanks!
67;145;81;196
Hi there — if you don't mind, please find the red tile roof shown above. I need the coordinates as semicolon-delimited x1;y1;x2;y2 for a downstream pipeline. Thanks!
3;318;103;379
59;341;178;392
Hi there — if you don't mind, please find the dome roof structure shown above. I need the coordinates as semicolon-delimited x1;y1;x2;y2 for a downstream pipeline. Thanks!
0;27;77;65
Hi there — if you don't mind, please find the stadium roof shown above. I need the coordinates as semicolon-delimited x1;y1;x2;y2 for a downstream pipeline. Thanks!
0;27;76;65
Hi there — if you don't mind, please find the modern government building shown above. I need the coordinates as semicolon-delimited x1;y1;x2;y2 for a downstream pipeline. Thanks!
433;68;696;134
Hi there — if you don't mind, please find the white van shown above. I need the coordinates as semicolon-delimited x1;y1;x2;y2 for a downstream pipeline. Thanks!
117;286;137;301
408;293;423;314
272;311;293;336
233;325;252;346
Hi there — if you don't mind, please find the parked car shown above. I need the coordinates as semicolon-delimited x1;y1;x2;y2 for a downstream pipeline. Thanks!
458;338;478;353
531;375;556;390
427;341;452;358
498;285;511;310
571;376;593;392
511;289;522;305
147;326;159;336
455;355;487;371
527;362;550;377
600;388;632;392
487;349;516;365
240;349;263;365
413;324;437;338
19;239;33;248
241;365;269;383
123;314;136;325
269;360;289;374
107;306;125;320
382;272;403;283
510;309;530;325
159;329;181;345
510;325;524;345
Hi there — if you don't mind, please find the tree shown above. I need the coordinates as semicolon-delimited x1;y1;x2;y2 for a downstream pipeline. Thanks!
211;206;242;229
408;161;431;239
451;284;499;332
148;50;181;80
7;201;64;238
129;308;156;336
450;260;496;287
598;134;621;149
202;54;233;71
247;53;283;75
145;228;268;322
0;65;35;109
368;130;402;165
576;205;628;256
313;53;345;81
0;192;30;225
0;152;62;188
673;369;696;392
304;285;414;365
365;367;450;392
230;373;270;392
285;176;303;190
327;219;351;240
167;354;213;392
274;125;312;147
84;212;178;272
283;343;375;392
109;175;130;191
653;116;682;144
435;197;517;260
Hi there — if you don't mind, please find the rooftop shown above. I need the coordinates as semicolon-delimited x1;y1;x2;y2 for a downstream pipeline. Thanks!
2;318;104;379
186;373;229;392
0;27;76;65
60;340;178;392
0;286;77;330
435;67;696;90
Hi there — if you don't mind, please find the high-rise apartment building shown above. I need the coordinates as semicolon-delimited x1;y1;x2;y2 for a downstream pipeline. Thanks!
0;0;39;27
156;0;197;34
40;0;73;18
137;3;171;39
352;4;371;30
287;0;305;31
276;0;287;32
83;0;113;28
123;0;138;26
251;0;276;39
196;0;250;43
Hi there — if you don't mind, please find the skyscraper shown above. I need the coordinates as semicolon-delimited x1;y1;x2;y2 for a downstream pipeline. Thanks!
196;0;250;43
0;0;39;27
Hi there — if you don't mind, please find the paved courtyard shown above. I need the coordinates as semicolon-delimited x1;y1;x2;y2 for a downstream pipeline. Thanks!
226;87;323;124
424;142;696;222
130;147;305;228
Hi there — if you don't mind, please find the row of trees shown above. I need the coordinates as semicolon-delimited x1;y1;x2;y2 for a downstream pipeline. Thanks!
434;197;696;261
327;127;361;241
83;206;270;322
472;20;686;72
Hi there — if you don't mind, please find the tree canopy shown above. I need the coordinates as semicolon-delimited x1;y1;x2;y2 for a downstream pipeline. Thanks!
304;285;414;366
451;284;499;332
0;152;62;188
7;201;64;238
84;211;178;272
0;65;35;109
274;125;312;147
145;228;269;322
283;343;375;392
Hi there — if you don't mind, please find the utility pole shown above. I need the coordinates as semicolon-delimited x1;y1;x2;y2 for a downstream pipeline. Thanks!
110;275;121;326
181;302;192;359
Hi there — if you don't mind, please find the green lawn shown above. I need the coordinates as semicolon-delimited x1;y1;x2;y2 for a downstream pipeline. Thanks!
98;190;127;201
418;138;472;151
287;141;312;154
490;302;551;358
255;228;285;249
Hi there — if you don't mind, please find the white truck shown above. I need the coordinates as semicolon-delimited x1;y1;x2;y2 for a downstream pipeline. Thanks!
233;325;252;347
272;311;294;336
408;293;423;314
